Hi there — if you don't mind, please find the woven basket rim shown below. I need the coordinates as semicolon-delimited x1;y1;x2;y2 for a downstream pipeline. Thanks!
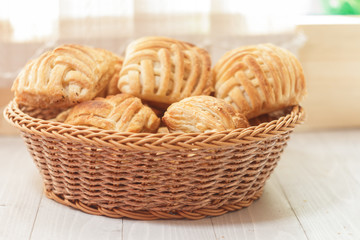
4;100;305;151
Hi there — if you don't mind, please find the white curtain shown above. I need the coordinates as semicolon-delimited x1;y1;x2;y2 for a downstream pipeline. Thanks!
0;0;310;87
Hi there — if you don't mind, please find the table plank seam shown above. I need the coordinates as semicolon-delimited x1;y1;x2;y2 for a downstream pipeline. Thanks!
28;190;44;240
121;218;124;240
274;173;310;240
210;217;219;240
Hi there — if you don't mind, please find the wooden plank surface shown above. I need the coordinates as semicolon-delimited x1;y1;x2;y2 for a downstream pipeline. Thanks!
276;130;360;240
1;130;360;239
30;198;123;240
123;218;215;240
0;137;43;240
211;177;308;240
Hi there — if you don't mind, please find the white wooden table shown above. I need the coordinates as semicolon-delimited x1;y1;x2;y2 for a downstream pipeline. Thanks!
1;130;359;240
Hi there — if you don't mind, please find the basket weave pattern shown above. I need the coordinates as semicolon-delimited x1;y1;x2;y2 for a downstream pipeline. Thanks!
4;101;304;220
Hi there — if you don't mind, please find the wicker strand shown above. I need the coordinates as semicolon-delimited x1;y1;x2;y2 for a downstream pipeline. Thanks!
45;190;263;220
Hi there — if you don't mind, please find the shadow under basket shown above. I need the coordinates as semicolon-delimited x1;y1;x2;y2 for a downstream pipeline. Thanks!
4;100;304;220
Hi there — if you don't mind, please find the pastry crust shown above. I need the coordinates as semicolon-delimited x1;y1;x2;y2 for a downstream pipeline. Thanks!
118;36;213;104
106;57;123;96
12;44;122;108
213;44;306;119
62;94;160;133
162;95;249;133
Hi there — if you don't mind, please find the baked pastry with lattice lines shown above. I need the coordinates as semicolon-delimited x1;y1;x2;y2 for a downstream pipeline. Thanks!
62;94;160;133
213;44;306;119
118;36;213;105
162;95;249;133
12;44;122;108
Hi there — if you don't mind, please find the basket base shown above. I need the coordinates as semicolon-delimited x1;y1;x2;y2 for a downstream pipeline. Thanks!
44;190;264;220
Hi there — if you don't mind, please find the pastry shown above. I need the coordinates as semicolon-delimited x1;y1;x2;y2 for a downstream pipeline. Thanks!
118;36;213;105
157;126;170;134
62;94;160;133
106;57;123;96
54;108;72;122
213;43;306;119
162;95;249;133
12;44;122;108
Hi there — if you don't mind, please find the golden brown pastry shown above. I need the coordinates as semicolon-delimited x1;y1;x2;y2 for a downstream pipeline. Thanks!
12;44;122;108
118;36;213;105
213;43;306;119
162;95;249;133
106;57;123;96
54;108;72;122
157;126;170;134
62;94;160;133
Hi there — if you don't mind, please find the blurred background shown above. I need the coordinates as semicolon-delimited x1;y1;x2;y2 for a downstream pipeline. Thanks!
1;0;359;134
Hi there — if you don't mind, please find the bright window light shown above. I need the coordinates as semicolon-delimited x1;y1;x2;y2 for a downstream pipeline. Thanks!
7;0;58;42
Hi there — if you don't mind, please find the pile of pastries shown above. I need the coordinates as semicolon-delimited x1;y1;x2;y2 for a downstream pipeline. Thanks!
12;36;306;133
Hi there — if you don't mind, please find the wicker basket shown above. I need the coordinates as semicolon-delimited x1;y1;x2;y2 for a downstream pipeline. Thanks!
4;100;304;220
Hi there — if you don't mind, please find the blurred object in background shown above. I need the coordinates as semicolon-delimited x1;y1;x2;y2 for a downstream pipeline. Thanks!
322;0;360;14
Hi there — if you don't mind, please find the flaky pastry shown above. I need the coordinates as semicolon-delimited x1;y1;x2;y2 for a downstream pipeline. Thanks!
213;44;306;119
12;44;122;108
62;94;160;133
162;95;249;133
118;36;213;105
